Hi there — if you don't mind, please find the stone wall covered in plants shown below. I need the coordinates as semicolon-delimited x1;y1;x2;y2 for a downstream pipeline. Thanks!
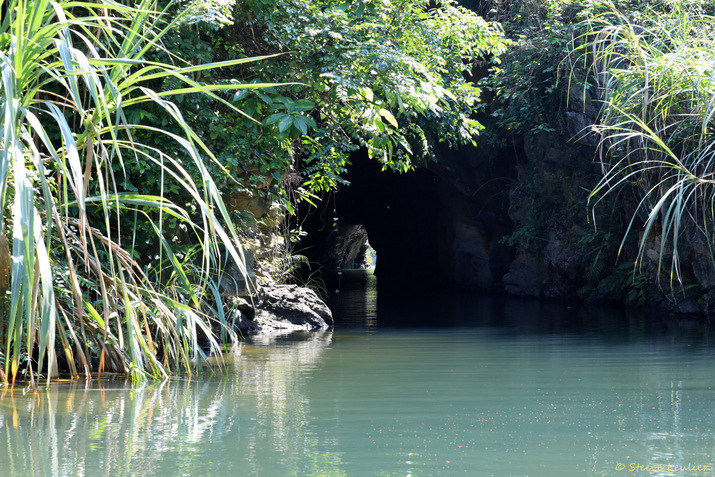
431;0;715;314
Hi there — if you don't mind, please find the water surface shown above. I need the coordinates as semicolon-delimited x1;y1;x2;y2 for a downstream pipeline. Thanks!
2;271;715;476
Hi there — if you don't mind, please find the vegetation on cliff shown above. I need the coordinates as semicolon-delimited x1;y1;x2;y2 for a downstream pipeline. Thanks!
8;0;714;386
471;0;715;308
577;2;715;288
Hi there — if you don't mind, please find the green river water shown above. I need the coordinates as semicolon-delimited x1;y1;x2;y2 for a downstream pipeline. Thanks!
2;271;715;476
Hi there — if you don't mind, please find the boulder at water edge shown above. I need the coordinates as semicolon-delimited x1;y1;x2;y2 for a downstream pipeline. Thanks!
235;284;333;333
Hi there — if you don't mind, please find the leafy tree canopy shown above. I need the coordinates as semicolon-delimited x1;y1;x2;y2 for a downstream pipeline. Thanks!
151;0;508;197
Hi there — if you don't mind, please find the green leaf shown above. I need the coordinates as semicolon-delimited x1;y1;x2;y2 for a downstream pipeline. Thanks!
256;92;273;104
293;116;308;135
278;115;293;133
295;99;316;111
379;108;399;128
264;112;286;125
360;87;374;102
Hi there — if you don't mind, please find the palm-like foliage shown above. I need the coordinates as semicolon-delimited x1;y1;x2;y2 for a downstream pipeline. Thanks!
0;0;269;385
574;1;715;285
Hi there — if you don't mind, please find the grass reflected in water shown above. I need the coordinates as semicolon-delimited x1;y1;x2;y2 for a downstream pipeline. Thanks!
2;286;715;476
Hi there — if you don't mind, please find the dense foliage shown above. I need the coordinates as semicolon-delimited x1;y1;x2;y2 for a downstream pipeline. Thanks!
237;0;507;188
0;0;508;384
575;1;715;284
0;0;267;385
146;0;508;198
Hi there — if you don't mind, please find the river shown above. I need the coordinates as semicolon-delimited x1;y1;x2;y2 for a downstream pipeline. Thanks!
1;271;715;476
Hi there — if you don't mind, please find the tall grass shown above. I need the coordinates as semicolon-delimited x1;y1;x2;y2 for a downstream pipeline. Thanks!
0;0;272;385
574;1;715;286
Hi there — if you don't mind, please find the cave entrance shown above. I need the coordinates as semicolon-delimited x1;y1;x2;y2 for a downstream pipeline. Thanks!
298;153;447;290
322;223;376;271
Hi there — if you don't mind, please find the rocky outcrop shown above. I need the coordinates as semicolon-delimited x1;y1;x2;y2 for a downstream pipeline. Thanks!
254;284;333;331
216;244;333;334
218;248;258;297
228;285;333;334
314;224;372;271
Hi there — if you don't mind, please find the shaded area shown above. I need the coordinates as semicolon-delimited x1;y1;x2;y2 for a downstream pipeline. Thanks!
327;270;714;344
298;148;517;292
299;153;446;289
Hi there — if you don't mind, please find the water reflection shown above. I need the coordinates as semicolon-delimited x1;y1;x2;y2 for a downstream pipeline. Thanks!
2;286;715;476
329;270;378;331
0;332;338;477
230;332;340;474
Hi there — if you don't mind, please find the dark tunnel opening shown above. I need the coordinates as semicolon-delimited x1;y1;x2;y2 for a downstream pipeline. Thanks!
297;153;451;291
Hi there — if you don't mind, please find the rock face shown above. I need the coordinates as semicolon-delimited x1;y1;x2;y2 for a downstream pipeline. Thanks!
231;285;333;333
313;223;372;271
218;248;258;297
430;122;715;312
215;245;333;333
255;284;333;330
